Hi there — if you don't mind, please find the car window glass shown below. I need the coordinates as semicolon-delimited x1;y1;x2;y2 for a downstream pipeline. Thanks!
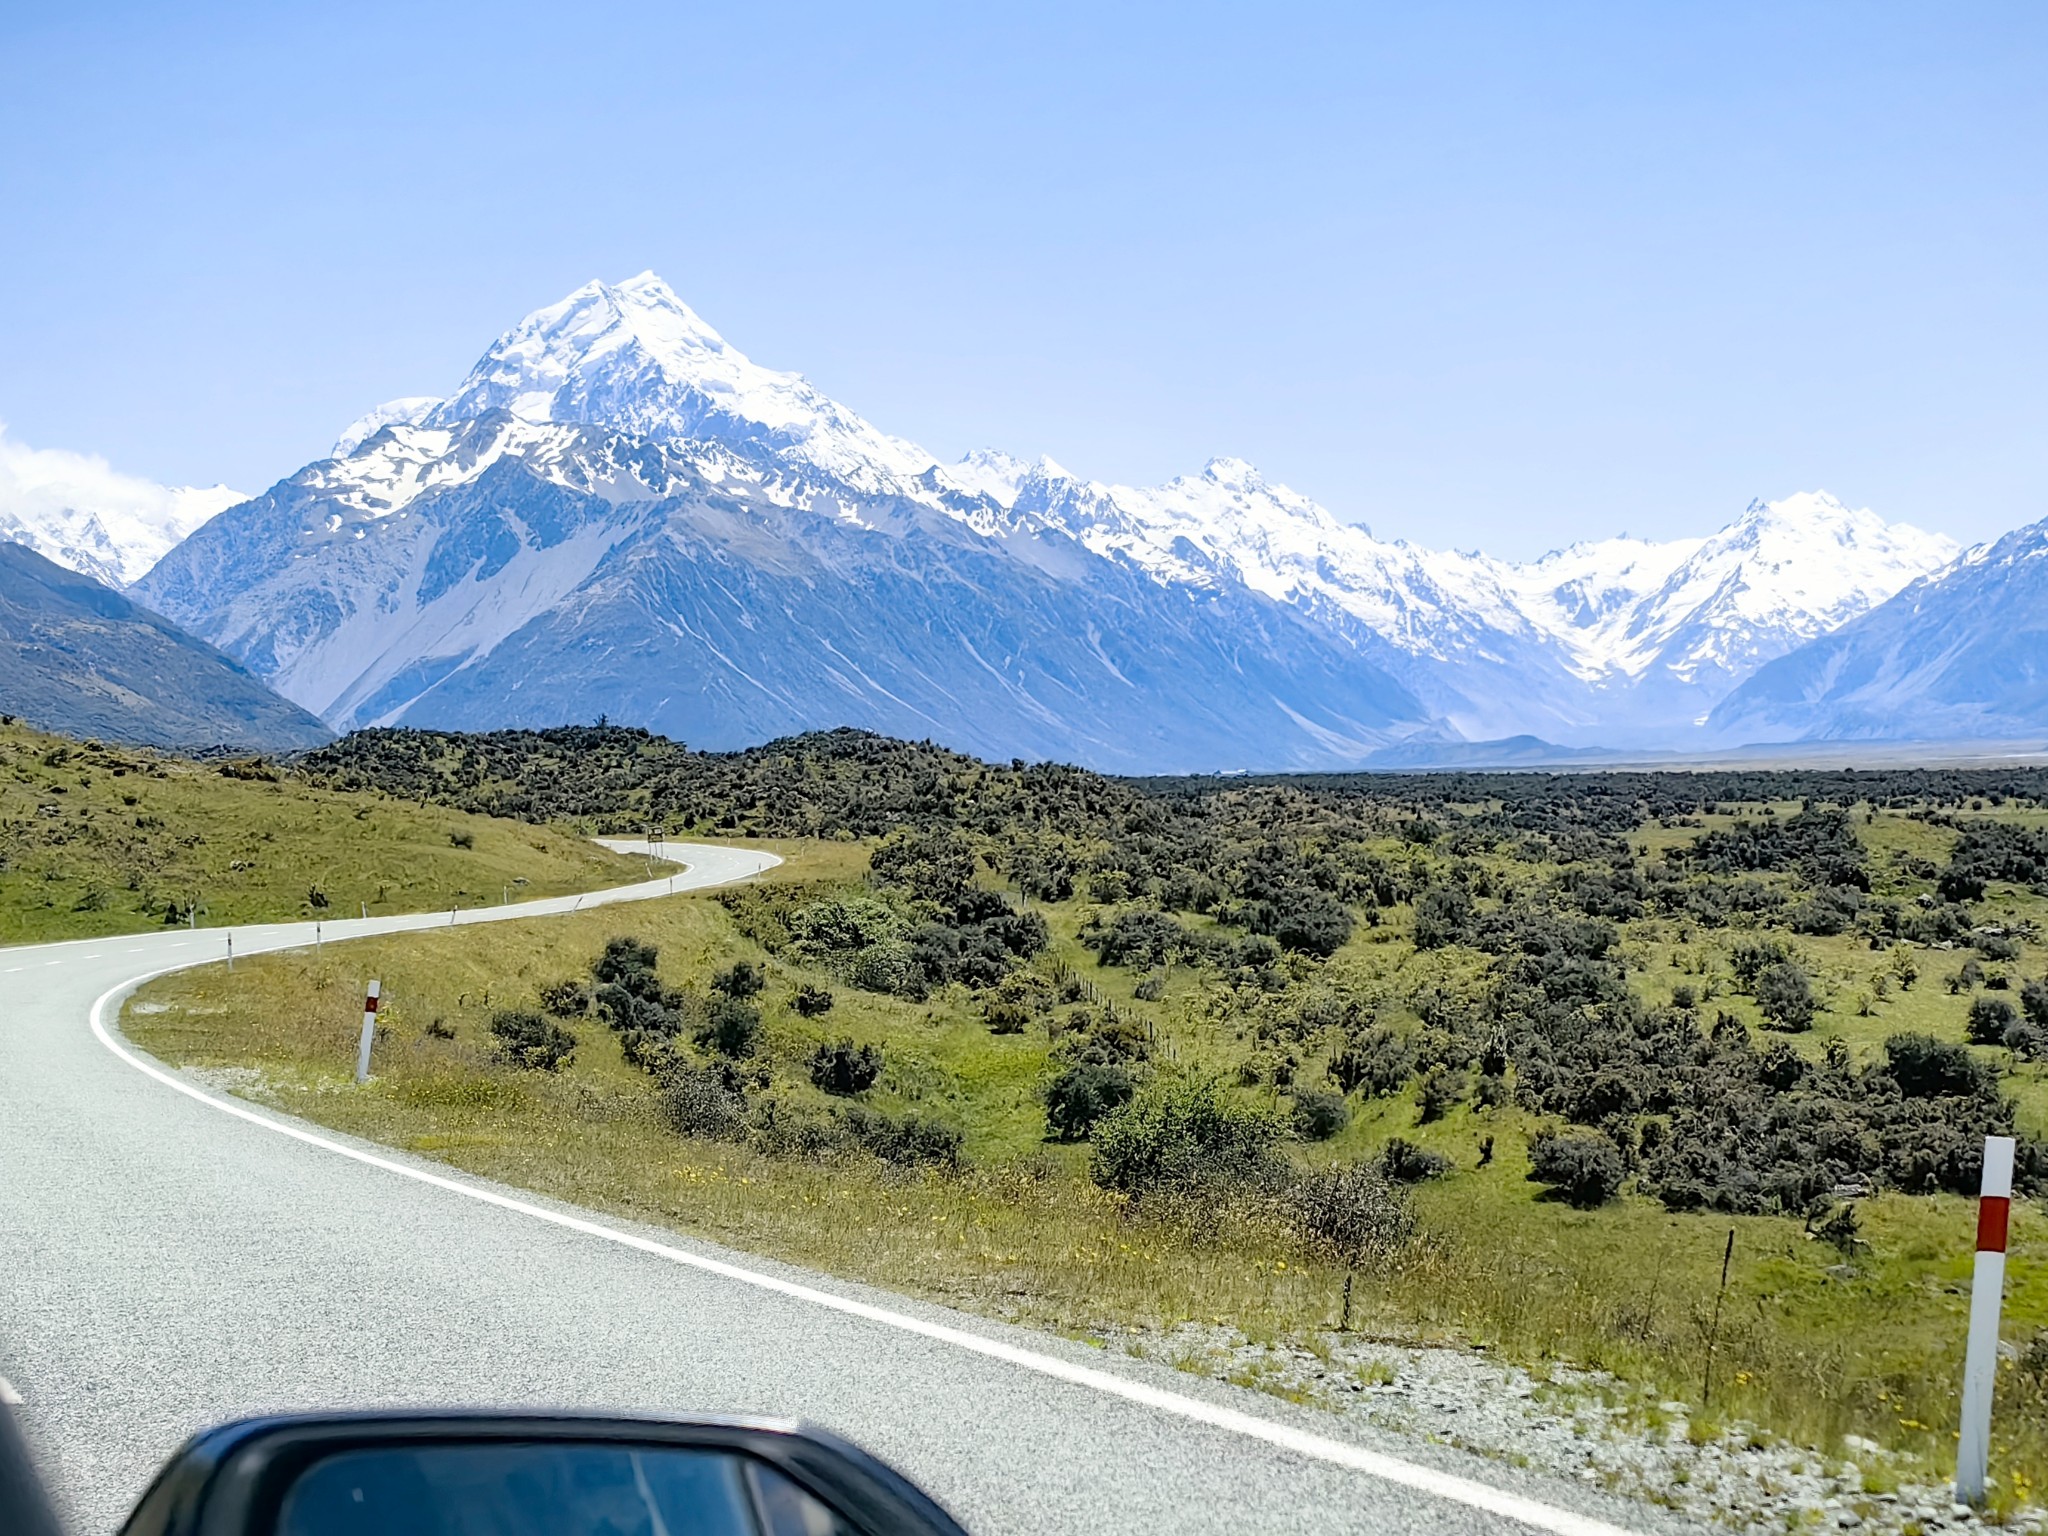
277;1442;758;1536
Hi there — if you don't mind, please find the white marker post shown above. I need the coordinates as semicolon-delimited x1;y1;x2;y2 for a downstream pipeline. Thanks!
354;980;381;1085
1957;1133;2017;1505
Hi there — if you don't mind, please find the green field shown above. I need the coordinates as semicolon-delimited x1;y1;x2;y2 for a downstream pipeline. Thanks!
0;723;649;943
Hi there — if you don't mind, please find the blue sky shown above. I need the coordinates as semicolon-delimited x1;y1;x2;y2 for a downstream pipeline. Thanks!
0;1;2041;558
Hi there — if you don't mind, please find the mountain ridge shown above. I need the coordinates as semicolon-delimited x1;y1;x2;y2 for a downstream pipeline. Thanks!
94;272;1983;762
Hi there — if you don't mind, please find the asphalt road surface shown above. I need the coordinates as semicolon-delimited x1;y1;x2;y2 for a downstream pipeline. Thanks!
1;842;1676;1536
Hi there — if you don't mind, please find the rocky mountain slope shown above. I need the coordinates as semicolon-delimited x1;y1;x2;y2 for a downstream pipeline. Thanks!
0;542;332;751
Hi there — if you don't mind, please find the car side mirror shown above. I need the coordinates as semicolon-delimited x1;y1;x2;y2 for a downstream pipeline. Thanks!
116;1412;969;1536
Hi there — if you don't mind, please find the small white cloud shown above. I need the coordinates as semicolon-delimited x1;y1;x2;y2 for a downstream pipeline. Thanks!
0;423;246;587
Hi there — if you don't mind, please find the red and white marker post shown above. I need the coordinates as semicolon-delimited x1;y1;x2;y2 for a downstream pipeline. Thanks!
1957;1133;2017;1505
354;979;381;1085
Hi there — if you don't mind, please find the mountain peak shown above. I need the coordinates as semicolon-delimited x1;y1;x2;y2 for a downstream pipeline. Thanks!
1201;456;1264;488
420;273;936;491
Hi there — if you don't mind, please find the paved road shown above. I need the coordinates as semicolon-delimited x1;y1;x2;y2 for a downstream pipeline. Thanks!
0;843;1672;1536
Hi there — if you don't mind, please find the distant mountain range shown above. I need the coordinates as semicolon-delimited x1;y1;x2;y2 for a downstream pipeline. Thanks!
0;542;330;752
1;271;2035;769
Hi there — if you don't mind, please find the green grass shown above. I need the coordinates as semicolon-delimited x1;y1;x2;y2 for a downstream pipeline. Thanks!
0;722;650;943
124;857;2048;1510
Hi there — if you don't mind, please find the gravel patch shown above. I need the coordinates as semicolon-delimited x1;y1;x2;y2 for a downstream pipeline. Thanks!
1108;1323;2041;1535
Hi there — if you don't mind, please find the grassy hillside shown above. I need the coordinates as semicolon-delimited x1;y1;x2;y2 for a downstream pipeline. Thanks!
123;732;2048;1513
0;722;647;943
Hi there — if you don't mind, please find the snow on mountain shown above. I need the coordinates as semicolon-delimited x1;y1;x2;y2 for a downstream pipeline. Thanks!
135;416;1436;771
1711;516;2048;743
121;271;1986;758
333;396;444;457
0;426;246;588
423;272;941;494
1514;492;1956;689
928;453;1953;742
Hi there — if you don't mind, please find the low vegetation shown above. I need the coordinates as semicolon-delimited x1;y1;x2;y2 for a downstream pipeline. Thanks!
0;720;644;941
121;724;2048;1511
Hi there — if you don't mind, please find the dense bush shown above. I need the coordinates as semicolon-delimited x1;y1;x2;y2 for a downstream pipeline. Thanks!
1089;1076;1285;1196
790;982;835;1018
1968;995;2020;1046
712;961;765;1000
836;1104;965;1168
808;1037;884;1096
488;1009;577;1072
1083;908;1194;969
1044;1062;1139;1141
1529;1131;1625;1207
1379;1137;1451;1183
538;978;591;1017
694;998;762;1059
1327;1026;1415;1098
1754;962;1818;1032
662;1061;748;1139
1289;1088;1351;1142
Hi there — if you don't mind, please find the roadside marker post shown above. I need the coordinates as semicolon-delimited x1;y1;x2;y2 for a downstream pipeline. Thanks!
1957;1133;2017;1505
354;980;381;1085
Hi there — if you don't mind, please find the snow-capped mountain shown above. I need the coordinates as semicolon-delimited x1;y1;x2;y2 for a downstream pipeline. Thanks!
124;272;1982;763
417;273;940;494
1498;492;1958;737
920;448;1952;743
0;428;246;588
1711;516;2048;742
136;412;1435;771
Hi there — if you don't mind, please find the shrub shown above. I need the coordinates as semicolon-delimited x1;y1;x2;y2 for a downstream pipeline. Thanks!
1379;1137;1451;1183
1883;1033;1996;1100
1290;1088;1350;1142
1416;1067;1463;1123
593;936;661;986
712;960;765;1000
2023;976;2048;1027
1731;935;1796;989
1288;1163;1415;1267
838;1104;964;1168
1327;1026;1415;1098
1968;995;2020;1046
790;982;835;1018
694;997;762;1059
1084;909;1191;969
1043;1062;1138;1141
1265;889;1355;958
1089;1075;1286;1195
1412;883;1474;951
746;1096;851;1160
1755;961;1817;1032
809;1038;884;1096
1529;1131;1624;1208
662;1062;747;1140
488;1009;577;1072
538;978;592;1017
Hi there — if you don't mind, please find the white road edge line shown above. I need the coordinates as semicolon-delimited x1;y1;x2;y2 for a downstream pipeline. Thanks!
85;907;1641;1536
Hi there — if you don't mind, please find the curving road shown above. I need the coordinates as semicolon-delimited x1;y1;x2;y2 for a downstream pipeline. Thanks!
0;842;1672;1536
